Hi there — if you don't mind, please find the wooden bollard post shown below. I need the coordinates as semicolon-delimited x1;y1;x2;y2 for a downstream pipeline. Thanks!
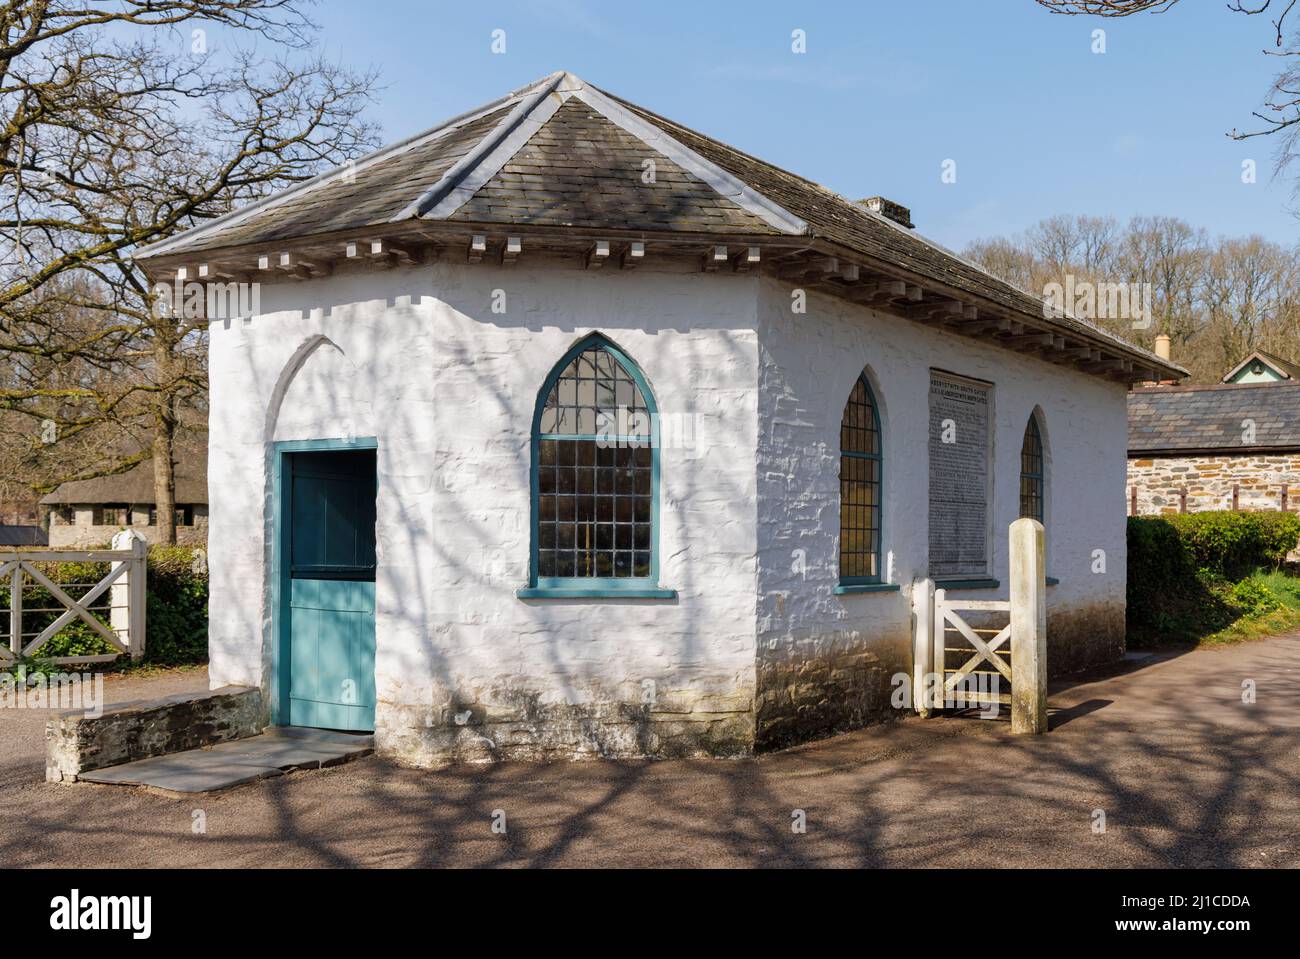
1010;518;1048;735
111;529;148;661
912;578;936;717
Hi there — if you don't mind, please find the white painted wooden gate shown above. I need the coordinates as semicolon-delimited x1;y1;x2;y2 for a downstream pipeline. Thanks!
933;590;1012;709
912;518;1048;734
0;531;147;666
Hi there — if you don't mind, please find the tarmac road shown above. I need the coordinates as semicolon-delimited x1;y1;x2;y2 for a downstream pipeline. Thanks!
3;634;1297;868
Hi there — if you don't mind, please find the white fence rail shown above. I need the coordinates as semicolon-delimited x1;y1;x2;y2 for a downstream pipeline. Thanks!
0;530;147;665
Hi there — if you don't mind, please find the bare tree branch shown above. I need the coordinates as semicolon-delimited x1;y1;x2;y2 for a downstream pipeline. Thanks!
1036;1;1179;14
0;0;377;541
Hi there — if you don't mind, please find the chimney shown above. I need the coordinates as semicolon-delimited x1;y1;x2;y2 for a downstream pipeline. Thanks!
1154;334;1171;362
860;196;914;229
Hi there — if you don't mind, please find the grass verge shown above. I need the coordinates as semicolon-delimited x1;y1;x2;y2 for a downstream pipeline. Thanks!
1197;569;1300;646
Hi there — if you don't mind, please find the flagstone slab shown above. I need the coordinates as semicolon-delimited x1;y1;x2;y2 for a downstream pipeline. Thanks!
260;726;375;748
78;754;284;793
204;737;368;770
75;727;373;795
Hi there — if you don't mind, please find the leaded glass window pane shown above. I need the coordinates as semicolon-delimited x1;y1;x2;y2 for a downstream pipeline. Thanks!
1019;417;1044;522
535;341;655;581
840;375;883;582
539;346;651;439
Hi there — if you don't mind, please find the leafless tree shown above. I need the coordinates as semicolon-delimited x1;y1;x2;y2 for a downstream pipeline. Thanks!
1202;234;1300;369
964;213;1300;383
0;1;378;542
1121;215;1208;347
963;235;1038;292
1027;214;1121;279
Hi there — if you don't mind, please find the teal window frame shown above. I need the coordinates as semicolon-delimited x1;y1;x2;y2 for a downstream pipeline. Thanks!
839;371;886;589
521;333;674;600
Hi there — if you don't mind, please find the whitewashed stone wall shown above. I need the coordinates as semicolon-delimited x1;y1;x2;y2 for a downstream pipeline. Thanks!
754;280;1129;745
206;261;1132;765
207;263;760;766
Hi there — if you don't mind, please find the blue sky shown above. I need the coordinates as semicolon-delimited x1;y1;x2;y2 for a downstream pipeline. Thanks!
297;0;1295;251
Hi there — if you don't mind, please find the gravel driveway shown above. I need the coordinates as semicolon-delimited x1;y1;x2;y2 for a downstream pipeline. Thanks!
3;635;1298;868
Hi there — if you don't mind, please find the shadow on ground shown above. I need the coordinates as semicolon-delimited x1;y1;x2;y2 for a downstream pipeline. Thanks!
2;635;1298;868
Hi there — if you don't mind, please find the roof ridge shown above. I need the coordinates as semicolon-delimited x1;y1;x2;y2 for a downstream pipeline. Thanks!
601;90;832;194
602;89;923;239
1132;380;1300;395
410;72;808;234
133;72;560;261
396;72;568;221
578;82;806;235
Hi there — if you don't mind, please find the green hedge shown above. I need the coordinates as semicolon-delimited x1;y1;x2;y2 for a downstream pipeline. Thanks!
143;546;209;665
1127;511;1300;644
1130;511;1300;582
1;545;208;667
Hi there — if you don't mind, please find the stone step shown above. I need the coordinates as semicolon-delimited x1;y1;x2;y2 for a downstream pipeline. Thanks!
77;727;373;796
260;725;375;749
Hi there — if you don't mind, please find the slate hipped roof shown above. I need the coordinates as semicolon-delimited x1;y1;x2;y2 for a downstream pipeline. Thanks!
136;72;798;257
1128;382;1300;454
136;71;1182;381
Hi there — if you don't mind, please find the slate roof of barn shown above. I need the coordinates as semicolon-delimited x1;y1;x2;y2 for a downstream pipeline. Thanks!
136;71;1183;380
1128;382;1300;454
39;434;208;505
0;525;47;547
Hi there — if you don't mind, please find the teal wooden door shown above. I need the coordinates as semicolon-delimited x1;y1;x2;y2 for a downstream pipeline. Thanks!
283;449;377;731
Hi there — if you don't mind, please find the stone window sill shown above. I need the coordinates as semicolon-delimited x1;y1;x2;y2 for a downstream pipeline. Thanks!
517;586;678;600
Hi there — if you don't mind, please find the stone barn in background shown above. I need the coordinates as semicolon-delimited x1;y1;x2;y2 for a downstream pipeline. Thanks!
40;435;209;548
1128;378;1300;516
133;71;1182;766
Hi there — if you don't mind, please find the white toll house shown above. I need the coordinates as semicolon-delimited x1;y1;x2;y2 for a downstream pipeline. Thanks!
133;71;1185;765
